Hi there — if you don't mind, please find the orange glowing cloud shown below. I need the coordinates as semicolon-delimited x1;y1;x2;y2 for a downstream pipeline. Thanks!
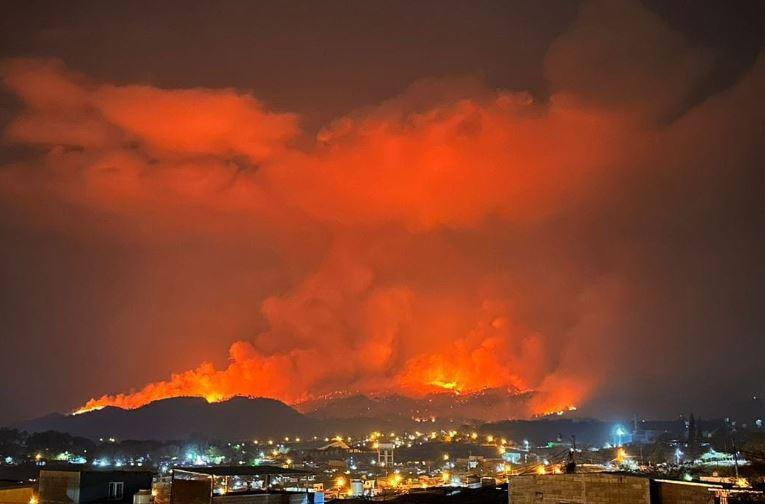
3;59;299;161
3;0;764;419
265;90;633;230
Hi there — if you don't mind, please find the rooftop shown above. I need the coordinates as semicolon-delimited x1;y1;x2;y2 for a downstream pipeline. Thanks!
173;466;310;477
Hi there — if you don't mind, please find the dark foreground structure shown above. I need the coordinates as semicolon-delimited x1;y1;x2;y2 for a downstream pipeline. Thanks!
38;469;153;504
168;466;320;504
334;485;508;504
0;482;35;504
509;473;765;504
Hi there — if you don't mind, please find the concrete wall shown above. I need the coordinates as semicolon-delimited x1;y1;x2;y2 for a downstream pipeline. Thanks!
79;471;153;504
39;470;152;504
213;496;284;504
509;474;724;504
212;493;320;504
171;478;211;504
39;471;81;504
153;481;171;504
509;473;651;504
0;486;35;504
652;480;718;504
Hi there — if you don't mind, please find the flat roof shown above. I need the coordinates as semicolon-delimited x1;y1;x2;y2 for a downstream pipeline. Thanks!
174;466;310;477
40;468;152;475
654;479;722;488
513;472;726;488
0;482;35;490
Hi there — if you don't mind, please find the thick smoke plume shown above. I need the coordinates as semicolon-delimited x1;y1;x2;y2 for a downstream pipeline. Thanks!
2;0;763;418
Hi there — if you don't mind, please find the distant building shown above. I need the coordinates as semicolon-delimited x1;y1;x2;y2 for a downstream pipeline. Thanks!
509;473;728;504
315;441;349;453
502;451;524;465
38;469;152;504
376;443;394;468
631;420;685;444
297;440;357;466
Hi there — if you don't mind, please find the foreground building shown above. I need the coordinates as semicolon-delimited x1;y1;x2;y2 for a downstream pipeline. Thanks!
508;473;741;504
167;466;321;504
0;482;35;504
38;469;152;504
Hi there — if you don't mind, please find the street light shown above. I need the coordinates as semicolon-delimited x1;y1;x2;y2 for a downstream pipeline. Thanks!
614;426;626;447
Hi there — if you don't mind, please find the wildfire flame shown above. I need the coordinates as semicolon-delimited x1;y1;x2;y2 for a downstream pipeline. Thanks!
429;380;460;392
4;0;762;430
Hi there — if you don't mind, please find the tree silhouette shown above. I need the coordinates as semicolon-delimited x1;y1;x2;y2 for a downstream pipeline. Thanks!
687;414;697;445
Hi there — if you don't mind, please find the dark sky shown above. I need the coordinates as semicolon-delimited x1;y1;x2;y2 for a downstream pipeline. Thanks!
1;0;764;425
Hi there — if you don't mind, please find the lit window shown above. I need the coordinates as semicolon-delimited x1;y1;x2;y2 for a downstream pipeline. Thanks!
108;482;124;500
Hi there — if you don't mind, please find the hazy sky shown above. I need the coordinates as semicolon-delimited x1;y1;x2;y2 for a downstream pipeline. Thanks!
1;0;764;425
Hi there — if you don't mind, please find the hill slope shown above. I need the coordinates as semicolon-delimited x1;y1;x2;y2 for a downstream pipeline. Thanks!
18;396;317;440
297;388;536;422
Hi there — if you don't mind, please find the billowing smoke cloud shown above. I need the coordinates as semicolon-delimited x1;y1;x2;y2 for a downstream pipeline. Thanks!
2;0;763;418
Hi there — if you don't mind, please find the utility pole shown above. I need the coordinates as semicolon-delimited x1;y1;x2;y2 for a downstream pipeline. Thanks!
566;435;577;473
732;437;740;480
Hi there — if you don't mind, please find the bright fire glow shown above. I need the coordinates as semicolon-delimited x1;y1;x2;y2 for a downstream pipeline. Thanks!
429;380;460;392
6;31;650;421
4;0;761;429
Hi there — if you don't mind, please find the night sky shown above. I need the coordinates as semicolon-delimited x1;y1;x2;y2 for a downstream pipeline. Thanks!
1;0;764;425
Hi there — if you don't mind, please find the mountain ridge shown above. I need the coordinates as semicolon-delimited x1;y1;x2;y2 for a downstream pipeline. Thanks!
296;387;536;422
15;389;544;441
17;396;317;441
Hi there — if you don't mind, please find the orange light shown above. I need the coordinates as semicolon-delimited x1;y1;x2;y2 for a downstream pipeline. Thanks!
388;474;402;488
430;380;459;391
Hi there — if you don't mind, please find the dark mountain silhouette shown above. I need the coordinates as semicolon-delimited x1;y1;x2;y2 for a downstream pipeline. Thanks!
481;418;612;447
297;388;536;423
15;389;567;441
17;396;318;440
